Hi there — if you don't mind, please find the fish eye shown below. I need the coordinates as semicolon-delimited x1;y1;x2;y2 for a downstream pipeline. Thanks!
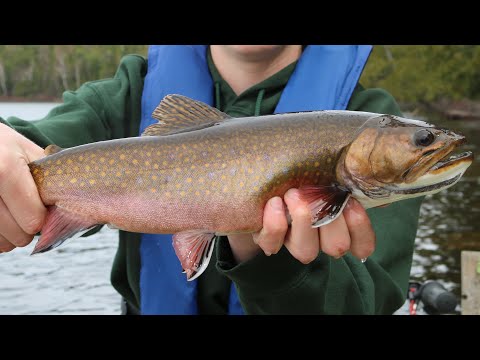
414;129;435;147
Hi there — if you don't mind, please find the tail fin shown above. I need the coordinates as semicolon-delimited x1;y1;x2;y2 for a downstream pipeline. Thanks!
31;206;97;254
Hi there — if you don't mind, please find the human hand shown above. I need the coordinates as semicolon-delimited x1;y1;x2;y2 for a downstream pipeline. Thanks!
0;123;47;253
227;188;376;264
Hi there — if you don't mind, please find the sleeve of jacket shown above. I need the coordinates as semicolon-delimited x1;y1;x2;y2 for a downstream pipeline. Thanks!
0;54;147;148
215;85;423;314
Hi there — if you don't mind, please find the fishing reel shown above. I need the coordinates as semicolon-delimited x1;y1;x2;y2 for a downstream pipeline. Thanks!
407;280;459;315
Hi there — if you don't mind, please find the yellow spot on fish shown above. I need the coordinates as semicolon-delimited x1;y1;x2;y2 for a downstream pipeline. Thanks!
205;190;210;195
109;159;115;165
217;153;222;158
154;164;159;169
89;179;96;185
91;154;96;158
176;184;181;189
327;158;332;164
73;167;79;172
85;165;91;171
221;175;226;180
165;191;171;197
116;171;122;177
176;168;181;173
47;181;52;186
44;170;50;176
132;159;138;165
125;170;132;175
221;163;227;168
120;154;126;160
253;186;259;191
248;168;254;174
56;169;63;175
182;144;187;150
70;178;77;184
190;165;196;170
100;157;105;163
205;163;210;168
150;188;156;193
101;171;106;177
223;186;228;193
255;175;260;180
195;191;200;196
33;168;39;174
156;151;161;156
59;182;64;187
180;191;186;196
67;159;73;165
152;175;158;180
199;177;205;183
121;183;127;188
239;182;244;187
297;163;303;168
146;152;151;156
186;178;192;183
314;162;320;167
222;144;227;149
145;161;150;166
79;156;84;161
163;160;168;166
80;182;85;187
56;160;61;165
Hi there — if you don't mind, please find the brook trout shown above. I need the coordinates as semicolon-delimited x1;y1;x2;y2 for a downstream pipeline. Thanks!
28;95;474;279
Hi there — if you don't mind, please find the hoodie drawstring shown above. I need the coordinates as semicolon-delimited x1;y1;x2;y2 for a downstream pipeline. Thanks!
254;89;265;116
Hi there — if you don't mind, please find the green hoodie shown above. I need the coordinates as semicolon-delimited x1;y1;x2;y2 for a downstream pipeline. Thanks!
0;50;423;314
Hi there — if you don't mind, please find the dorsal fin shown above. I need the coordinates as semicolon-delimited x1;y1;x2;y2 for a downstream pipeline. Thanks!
142;94;231;136
44;144;63;156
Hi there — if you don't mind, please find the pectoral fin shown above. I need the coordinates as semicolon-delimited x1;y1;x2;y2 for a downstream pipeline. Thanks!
297;185;350;227
172;230;216;281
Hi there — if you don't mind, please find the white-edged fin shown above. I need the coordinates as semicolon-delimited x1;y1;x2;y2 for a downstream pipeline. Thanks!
31;205;97;255
172;230;216;281
297;185;350;228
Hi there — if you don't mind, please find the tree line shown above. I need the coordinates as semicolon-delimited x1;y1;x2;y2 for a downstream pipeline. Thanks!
1;45;479;104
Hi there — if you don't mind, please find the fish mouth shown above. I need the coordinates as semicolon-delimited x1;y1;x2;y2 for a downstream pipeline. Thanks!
390;151;473;195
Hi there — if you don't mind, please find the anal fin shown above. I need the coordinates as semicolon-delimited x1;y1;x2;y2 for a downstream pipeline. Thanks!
172;230;216;281
298;185;350;227
31;206;97;254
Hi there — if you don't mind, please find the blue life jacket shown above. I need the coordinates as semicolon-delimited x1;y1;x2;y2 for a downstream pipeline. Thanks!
139;44;372;315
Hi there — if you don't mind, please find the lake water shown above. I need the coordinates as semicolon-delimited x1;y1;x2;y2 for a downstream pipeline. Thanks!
0;103;479;315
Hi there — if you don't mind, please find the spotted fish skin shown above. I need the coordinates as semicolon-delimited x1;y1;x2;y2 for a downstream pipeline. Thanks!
28;95;474;279
29;110;369;235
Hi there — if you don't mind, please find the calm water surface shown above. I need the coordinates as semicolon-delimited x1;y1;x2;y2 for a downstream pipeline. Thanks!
0;103;478;315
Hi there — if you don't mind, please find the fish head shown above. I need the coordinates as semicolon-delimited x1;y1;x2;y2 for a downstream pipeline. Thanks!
337;114;474;208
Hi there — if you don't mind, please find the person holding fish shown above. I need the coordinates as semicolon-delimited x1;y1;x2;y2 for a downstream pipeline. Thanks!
0;45;472;314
